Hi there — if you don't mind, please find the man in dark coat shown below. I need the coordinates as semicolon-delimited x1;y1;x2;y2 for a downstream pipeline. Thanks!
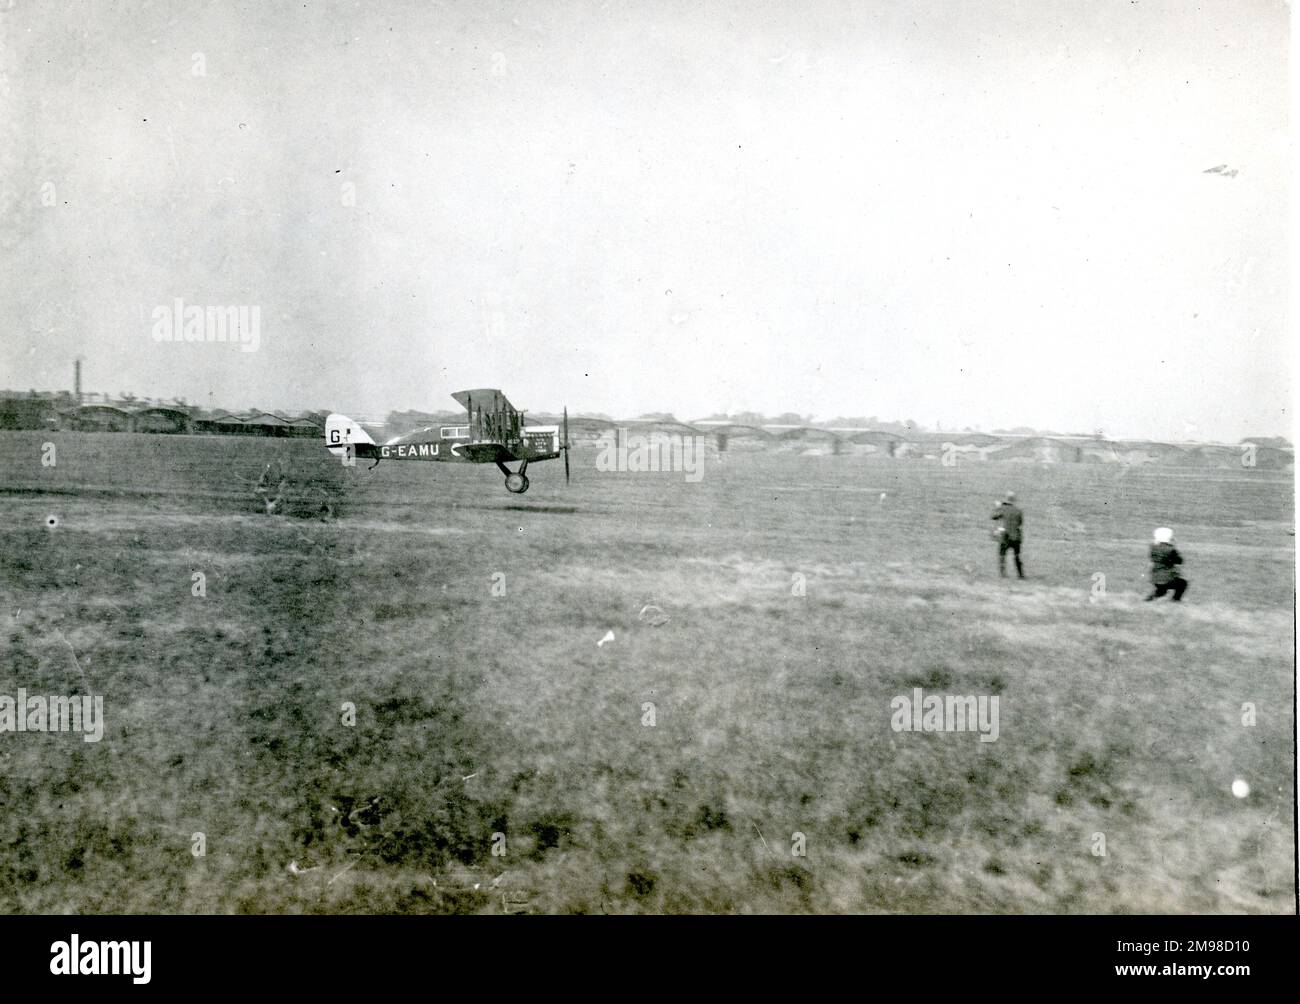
991;491;1024;579
1145;527;1188;601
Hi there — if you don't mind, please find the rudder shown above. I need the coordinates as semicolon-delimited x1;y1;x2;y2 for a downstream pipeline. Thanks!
325;414;377;457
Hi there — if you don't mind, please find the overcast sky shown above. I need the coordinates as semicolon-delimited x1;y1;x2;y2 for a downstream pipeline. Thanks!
1;0;1290;440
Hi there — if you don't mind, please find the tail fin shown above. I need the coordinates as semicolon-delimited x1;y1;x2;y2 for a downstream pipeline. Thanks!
325;414;377;457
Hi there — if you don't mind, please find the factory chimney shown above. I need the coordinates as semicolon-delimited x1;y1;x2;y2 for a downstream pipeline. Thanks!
74;359;82;403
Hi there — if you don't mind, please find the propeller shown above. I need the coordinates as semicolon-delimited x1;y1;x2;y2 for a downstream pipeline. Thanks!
563;406;570;484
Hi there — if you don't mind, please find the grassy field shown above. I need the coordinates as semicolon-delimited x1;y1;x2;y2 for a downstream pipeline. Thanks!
0;431;1293;913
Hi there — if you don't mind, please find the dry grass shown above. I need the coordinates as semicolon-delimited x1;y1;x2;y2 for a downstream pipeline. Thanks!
0;432;1293;913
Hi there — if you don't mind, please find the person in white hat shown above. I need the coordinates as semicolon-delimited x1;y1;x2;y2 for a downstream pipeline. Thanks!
1145;527;1187;601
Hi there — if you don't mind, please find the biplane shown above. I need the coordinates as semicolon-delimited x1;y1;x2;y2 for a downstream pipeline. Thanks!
324;389;569;494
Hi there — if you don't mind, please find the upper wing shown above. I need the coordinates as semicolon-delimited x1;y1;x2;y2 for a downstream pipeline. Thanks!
451;389;518;416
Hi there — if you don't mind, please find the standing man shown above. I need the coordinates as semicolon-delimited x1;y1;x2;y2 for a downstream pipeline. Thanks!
991;491;1025;579
1145;527;1188;601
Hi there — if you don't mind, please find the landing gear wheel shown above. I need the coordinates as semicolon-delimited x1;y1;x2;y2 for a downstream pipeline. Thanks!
505;473;529;494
